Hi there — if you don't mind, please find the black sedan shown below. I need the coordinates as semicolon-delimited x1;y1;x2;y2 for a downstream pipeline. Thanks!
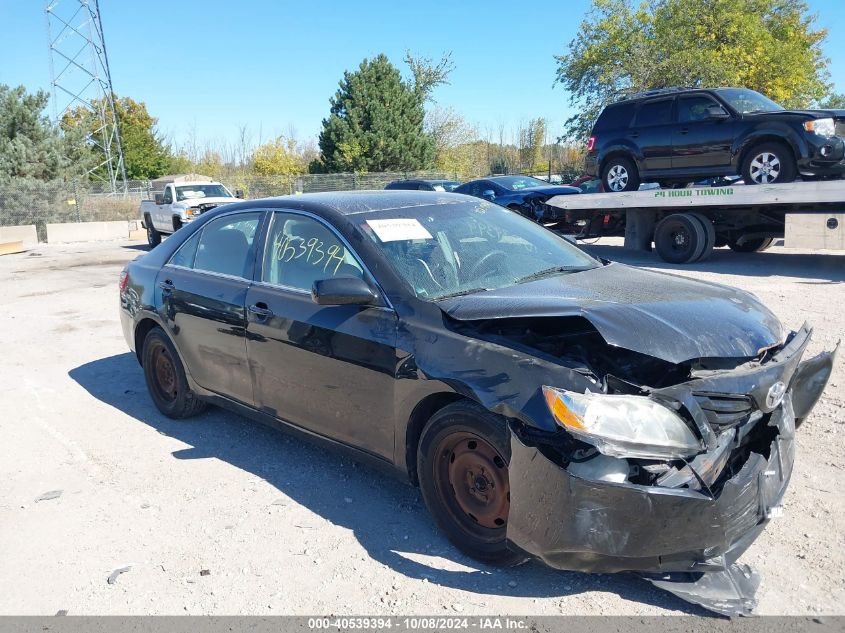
119;191;834;616
453;175;580;222
384;179;461;192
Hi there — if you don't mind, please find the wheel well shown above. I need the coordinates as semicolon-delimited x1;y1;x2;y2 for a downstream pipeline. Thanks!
599;151;634;176
405;392;466;485
172;216;183;231
739;136;796;171
133;318;159;365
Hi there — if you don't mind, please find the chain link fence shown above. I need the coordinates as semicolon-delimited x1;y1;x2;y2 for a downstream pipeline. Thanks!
0;171;461;241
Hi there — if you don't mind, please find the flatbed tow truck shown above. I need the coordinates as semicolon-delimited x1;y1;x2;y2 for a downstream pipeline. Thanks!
545;180;845;263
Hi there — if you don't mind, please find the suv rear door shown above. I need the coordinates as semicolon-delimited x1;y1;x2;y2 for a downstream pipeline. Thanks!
630;98;675;174
672;93;736;171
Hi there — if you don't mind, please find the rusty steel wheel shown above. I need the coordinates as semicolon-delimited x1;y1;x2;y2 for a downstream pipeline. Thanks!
150;342;178;403
141;326;207;419
417;401;525;565
437;432;510;533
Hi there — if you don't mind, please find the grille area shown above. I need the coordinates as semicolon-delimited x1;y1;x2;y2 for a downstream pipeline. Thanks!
694;393;755;428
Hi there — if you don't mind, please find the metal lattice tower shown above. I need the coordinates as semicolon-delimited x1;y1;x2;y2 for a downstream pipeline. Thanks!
45;0;127;193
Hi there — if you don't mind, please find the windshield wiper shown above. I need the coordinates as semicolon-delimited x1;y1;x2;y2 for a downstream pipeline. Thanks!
433;287;489;301
514;265;591;284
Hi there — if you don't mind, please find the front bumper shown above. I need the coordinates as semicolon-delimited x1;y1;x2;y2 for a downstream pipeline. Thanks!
505;324;836;576
800;135;845;174
507;396;794;574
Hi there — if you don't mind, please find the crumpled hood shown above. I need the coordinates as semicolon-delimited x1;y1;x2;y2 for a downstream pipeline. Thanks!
438;263;784;364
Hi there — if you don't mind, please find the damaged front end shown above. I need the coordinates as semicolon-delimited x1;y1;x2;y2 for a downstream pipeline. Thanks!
499;322;836;616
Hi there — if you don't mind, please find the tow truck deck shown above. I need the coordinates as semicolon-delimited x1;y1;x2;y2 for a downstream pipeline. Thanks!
546;180;845;263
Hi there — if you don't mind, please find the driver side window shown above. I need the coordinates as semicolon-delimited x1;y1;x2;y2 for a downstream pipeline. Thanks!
162;187;172;204
262;212;364;291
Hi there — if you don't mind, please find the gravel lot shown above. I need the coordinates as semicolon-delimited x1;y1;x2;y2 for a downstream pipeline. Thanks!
0;237;842;616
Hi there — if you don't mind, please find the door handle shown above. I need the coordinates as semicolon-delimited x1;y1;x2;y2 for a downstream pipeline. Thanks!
629;132;639;139
248;302;274;319
159;279;174;293
679;127;689;135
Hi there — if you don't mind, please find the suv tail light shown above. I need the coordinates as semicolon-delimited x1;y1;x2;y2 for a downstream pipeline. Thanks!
586;136;596;152
119;270;129;294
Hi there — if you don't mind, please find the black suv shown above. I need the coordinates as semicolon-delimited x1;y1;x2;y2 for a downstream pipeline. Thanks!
585;87;845;191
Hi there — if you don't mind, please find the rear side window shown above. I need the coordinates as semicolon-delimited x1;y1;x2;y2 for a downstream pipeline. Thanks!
594;102;635;131
169;231;201;268
193;213;262;279
634;99;674;127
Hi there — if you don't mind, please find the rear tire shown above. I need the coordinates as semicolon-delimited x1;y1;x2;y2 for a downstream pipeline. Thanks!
146;216;161;247
741;142;797;185
417;401;526;566
688;212;716;262
654;213;707;264
602;156;640;192
142;327;207;419
728;237;774;252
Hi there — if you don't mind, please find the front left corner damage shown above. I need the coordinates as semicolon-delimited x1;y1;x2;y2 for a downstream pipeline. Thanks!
503;394;798;617
642;563;760;617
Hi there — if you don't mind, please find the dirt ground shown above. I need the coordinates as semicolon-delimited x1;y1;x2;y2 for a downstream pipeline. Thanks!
0;237;842;616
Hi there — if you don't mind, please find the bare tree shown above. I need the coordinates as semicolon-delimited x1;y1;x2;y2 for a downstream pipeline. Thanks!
404;50;455;101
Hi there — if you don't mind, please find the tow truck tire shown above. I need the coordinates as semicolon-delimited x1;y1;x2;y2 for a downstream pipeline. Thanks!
417;401;527;566
601;156;641;192
728;237;774;252
145;216;161;247
654;213;707;264
688;212;716;262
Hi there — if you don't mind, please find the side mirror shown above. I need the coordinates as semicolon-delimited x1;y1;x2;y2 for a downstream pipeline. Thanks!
154;193;164;205
706;105;730;120
482;189;496;200
235;189;245;199
312;277;378;306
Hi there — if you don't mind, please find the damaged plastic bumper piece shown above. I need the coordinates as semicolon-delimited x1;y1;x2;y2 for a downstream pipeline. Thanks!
506;397;795;574
504;324;836;616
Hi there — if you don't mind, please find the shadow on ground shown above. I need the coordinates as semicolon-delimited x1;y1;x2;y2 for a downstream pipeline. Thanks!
583;243;845;282
69;352;709;615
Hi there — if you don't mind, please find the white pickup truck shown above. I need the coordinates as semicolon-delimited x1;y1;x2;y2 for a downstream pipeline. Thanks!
140;175;239;246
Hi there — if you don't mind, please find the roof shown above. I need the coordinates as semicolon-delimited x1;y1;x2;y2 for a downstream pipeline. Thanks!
387;178;459;185
229;189;477;217
150;174;217;188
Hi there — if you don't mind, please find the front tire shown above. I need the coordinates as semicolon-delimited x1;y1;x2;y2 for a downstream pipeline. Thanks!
741;142;797;185
142;327;207;419
417;401;525;565
602;156;640;192
146;216;161;247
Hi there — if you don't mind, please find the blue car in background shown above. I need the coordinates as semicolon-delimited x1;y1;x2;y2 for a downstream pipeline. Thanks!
453;175;580;221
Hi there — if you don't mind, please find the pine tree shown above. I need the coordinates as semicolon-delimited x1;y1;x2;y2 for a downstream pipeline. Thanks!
318;55;434;173
0;84;89;181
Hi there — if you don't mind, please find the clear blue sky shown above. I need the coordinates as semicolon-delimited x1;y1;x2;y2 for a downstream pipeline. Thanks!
2;0;844;149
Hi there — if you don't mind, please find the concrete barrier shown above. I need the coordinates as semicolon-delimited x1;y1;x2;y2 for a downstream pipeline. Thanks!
0;225;38;246
0;240;25;256
46;221;129;244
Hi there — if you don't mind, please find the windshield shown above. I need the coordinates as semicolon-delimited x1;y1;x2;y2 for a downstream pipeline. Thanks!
491;175;551;191
356;200;599;300
175;184;233;201
716;88;784;114
432;181;461;192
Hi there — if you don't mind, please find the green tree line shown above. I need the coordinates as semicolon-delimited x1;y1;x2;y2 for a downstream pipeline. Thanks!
2;0;842;184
